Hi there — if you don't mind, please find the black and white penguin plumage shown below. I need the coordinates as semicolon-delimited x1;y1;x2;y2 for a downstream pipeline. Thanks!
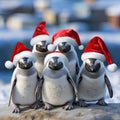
77;59;113;107
9;58;40;113
47;29;84;83
5;42;40;113
77;36;117;107
32;41;49;76
57;42;80;83
40;52;78;110
30;21;51;77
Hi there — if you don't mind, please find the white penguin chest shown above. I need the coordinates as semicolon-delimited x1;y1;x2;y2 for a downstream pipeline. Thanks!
78;73;106;101
42;75;74;106
34;58;44;76
12;72;38;105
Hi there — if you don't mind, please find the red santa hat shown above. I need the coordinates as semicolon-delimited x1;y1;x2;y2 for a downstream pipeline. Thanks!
81;36;117;72
48;29;84;51
30;21;50;46
44;51;69;67
5;42;36;69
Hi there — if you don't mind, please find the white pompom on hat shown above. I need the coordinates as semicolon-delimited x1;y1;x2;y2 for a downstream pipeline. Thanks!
81;36;117;72
30;21;51;46
47;44;56;52
5;42;36;69
47;29;84;51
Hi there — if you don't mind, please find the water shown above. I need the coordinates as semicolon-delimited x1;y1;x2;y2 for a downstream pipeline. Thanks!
0;69;120;104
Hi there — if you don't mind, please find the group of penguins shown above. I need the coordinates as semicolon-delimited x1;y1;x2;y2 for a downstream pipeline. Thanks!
5;21;117;113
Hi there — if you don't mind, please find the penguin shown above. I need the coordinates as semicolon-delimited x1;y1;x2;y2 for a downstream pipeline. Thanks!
9;57;41;113
77;58;113;107
57;42;80;83
5;42;41;113
77;36;117;107
47;29;84;83
30;21;51;77
39;52;78;110
32;41;49;77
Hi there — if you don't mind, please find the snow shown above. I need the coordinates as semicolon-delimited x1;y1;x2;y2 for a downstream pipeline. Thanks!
106;70;120;103
0;81;10;104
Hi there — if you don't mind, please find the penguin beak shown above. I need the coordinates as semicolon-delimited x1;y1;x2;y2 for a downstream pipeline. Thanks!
49;57;60;70
42;41;48;49
90;65;95;71
48;57;63;70
58;42;71;52
24;64;28;68
23;58;28;67
89;59;96;71
59;42;66;50
36;41;48;52
85;58;98;72
52;57;59;66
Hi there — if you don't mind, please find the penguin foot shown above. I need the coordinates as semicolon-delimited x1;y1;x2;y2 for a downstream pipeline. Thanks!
79;100;88;107
31;101;40;109
97;98;108;106
12;106;21;113
63;101;73;110
44;103;54;110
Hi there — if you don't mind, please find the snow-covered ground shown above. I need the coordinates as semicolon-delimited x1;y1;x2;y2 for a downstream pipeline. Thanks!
0;69;120;104
0;82;10;104
106;69;120;103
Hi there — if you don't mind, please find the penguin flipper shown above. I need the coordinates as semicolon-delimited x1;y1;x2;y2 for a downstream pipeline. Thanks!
104;75;113;98
76;75;82;87
35;76;44;100
76;63;80;75
67;73;79;102
8;78;17;106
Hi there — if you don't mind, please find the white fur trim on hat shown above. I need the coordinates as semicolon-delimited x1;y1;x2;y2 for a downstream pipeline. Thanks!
30;35;50;46
5;61;14;69
54;36;78;46
13;51;36;66
81;52;106;62
107;63;117;72
47;44;56;52
44;52;69;67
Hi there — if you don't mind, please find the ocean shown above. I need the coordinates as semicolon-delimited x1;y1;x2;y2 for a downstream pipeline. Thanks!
0;69;120;104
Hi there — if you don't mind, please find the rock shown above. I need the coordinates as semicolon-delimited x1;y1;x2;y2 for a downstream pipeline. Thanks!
0;103;120;120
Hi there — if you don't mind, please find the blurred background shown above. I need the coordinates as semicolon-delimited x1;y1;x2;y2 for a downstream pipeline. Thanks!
0;0;120;104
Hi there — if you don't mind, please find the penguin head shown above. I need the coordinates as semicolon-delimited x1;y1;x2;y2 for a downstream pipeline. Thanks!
58;42;71;53
48;57;63;70
85;58;101;73
18;57;33;69
35;41;49;53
